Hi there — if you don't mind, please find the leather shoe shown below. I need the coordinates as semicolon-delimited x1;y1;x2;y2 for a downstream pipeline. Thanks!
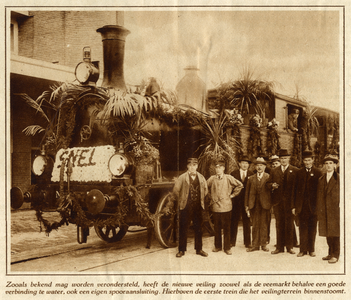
224;250;232;255
271;249;283;254
212;247;222;252
328;257;338;264
309;252;316;257
245;244;252;248
322;255;332;261
196;250;208;257
247;247;259;252
176;251;184;258
287;249;296;254
261;246;269;252
297;252;305;257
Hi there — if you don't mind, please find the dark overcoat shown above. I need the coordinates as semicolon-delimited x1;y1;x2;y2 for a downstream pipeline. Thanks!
245;172;271;210
317;172;340;237
292;166;323;214
231;169;254;203
266;165;298;207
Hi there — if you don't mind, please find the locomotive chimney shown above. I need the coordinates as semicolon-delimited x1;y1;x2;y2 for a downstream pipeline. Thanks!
97;25;130;91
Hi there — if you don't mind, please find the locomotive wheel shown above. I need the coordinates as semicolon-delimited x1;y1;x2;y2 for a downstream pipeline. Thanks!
155;193;177;248
94;224;128;243
203;210;215;236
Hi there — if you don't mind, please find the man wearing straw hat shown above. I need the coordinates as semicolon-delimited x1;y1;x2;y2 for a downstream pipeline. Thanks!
316;153;340;264
267;148;298;255
173;157;209;258
292;150;323;258
245;157;271;252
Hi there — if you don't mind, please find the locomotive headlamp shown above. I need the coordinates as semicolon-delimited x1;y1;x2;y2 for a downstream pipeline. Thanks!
75;47;100;85
32;155;47;176
108;153;129;176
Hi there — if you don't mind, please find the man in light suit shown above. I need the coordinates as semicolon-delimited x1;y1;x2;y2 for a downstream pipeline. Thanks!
292;150;323;257
173;158;209;258
266;149;298;254
245;157;271;252
317;154;340;264
230;155;253;248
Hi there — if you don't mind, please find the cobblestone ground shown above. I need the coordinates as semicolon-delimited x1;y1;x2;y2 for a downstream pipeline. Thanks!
9;209;344;274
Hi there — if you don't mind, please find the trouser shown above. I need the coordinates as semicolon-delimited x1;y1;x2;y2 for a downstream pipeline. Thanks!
178;201;203;252
251;201;270;248
298;205;317;253
231;198;251;246
326;236;340;259
273;202;294;251
213;211;232;251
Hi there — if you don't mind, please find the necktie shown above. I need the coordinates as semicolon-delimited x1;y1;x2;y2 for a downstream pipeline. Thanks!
241;171;245;182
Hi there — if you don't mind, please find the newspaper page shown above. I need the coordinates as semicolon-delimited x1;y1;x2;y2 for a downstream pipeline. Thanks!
1;0;350;299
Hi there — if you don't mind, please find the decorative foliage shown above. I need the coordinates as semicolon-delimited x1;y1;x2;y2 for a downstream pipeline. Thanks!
130;137;160;166
266;118;281;157
290;133;302;167
247;114;263;158
33;184;175;235
215;68;275;118
197;112;237;176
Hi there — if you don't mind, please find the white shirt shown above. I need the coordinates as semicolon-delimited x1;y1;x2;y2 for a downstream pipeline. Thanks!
257;172;263;180
326;171;334;183
281;165;289;173
240;169;247;181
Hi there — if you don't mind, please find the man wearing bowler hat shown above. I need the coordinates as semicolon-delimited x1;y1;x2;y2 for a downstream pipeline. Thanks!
230;155;253;248
267;149;298;254
245;157;271;252
316;154;340;264
173;157;209;258
292;150;323;257
207;159;243;255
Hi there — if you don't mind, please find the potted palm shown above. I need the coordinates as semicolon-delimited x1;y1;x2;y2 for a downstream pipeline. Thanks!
216;68;275;125
197;111;237;177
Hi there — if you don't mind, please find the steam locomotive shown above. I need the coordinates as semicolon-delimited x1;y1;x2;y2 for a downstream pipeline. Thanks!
10;25;209;248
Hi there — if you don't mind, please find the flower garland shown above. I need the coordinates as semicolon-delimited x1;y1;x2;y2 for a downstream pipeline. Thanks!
290;132;302;167
130;138;160;166
247;114;263;158
33;184;175;235
266;118;281;157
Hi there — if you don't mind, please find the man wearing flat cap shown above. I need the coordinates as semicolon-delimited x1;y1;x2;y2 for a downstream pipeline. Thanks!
207;159;243;255
173;157;209;258
292;150;323;258
316;154;340;264
245;157;272;252
230;155;253;248
266;149;298;254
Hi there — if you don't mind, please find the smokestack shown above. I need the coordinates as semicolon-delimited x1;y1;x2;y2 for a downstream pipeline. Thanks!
97;25;130;91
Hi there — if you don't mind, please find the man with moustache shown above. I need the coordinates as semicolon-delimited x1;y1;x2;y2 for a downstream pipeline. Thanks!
317;154;340;264
245;157;272;252
266;149;298;255
230;155;253;248
173;158;209;258
292;150;323;257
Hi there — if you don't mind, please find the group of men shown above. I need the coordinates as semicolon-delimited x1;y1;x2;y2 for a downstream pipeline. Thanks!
172;150;340;265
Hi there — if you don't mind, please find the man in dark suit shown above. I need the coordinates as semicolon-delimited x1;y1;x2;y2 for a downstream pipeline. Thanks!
292;150;323;257
230;155;253;248
245;157;271;252
317;154;340;264
266;149;298;254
